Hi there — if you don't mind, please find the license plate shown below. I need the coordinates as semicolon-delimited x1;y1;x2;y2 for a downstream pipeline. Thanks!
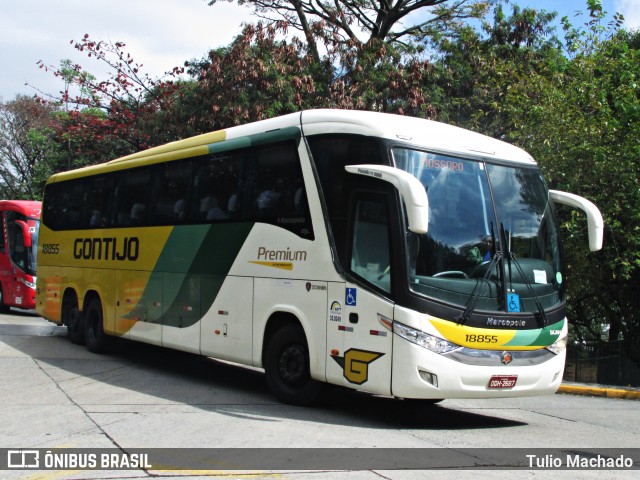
488;375;518;389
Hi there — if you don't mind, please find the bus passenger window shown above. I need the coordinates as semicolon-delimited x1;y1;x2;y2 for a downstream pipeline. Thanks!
195;152;242;222
86;176;113;228
153;160;193;224
61;181;85;229
253;144;309;221
113;169;151;227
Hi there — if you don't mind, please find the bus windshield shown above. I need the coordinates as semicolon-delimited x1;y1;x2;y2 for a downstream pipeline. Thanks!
7;216;39;277
29;218;39;274
393;148;564;315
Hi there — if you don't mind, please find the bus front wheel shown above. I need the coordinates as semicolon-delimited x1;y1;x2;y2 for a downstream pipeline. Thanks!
84;298;110;354
0;286;10;313
264;324;322;405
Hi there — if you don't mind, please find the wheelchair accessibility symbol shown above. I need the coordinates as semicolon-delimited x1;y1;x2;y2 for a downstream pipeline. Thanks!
507;292;521;312
345;288;357;306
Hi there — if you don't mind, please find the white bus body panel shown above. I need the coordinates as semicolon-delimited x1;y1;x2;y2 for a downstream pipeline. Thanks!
201;276;254;365
325;283;394;396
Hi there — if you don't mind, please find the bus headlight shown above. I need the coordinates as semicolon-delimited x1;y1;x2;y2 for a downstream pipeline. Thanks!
386;319;460;354
546;333;568;355
19;277;36;290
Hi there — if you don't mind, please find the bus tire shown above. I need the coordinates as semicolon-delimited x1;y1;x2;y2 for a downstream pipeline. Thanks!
0;286;10;313
264;324;322;405
84;297;110;354
64;301;84;345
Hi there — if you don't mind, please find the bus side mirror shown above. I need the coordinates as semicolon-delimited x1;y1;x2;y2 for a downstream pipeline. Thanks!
549;190;604;252
345;164;429;234
15;220;32;248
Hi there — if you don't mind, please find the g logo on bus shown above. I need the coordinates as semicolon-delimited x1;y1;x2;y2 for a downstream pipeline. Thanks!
501;351;513;365
331;348;384;385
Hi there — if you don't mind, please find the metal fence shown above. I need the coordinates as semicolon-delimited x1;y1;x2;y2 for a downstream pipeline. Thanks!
564;340;640;387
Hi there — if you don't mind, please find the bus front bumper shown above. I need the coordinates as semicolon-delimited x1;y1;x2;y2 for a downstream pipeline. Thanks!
391;338;565;399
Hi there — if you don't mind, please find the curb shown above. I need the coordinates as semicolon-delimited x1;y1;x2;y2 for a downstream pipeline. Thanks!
558;383;640;400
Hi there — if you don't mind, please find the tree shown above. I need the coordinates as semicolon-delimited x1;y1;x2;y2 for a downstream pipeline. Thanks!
205;0;493;63
425;3;563;133
184;23;319;130
492;4;639;354
37;35;187;163
184;21;437;129
0;96;59;199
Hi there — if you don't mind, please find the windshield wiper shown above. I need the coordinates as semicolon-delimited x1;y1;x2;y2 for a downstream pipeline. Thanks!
500;223;549;328
457;224;503;325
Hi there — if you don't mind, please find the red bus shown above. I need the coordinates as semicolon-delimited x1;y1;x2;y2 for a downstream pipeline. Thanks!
0;200;41;312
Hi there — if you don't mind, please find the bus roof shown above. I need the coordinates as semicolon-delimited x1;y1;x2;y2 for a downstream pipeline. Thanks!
46;109;536;183
300;110;536;165
0;200;42;217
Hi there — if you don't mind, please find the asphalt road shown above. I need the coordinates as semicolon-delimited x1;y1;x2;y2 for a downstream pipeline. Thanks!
1;310;638;479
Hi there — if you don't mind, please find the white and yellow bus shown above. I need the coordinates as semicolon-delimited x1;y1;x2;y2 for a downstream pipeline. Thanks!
36;110;603;404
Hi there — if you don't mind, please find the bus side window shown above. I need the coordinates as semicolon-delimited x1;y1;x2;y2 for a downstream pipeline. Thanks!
63;181;85;229
251;143;312;236
308;134;386;269
350;197;391;293
195;152;242;222
113;169;151;227
86;176;113;228
7;223;26;269
153;159;193;224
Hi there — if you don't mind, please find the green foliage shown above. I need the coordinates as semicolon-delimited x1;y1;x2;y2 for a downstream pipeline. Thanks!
414;1;639;350
0;96;59;199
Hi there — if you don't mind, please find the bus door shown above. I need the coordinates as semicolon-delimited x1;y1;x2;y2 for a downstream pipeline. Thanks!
5;218;28;306
0;212;12;304
326;196;394;395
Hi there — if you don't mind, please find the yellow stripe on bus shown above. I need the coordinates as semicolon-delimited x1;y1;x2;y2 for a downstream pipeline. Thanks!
428;317;543;351
111;129;227;163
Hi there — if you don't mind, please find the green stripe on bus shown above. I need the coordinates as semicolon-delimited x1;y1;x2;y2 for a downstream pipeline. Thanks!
131;222;255;328
504;319;565;347
207;126;301;154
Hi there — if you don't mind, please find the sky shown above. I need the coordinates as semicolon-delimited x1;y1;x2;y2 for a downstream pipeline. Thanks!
1;0;639;102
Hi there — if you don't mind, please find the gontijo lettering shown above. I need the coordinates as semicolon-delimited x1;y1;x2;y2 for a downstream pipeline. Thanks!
73;237;139;261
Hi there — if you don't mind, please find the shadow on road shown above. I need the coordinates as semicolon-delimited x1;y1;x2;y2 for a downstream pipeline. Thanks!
1;317;527;431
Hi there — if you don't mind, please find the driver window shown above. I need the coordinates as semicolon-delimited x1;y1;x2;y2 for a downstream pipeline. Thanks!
8;223;27;270
0;213;4;253
350;198;391;293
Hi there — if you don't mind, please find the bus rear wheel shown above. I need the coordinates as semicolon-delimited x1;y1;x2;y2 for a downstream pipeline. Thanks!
63;300;84;345
84;297;111;354
264;324;322;405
